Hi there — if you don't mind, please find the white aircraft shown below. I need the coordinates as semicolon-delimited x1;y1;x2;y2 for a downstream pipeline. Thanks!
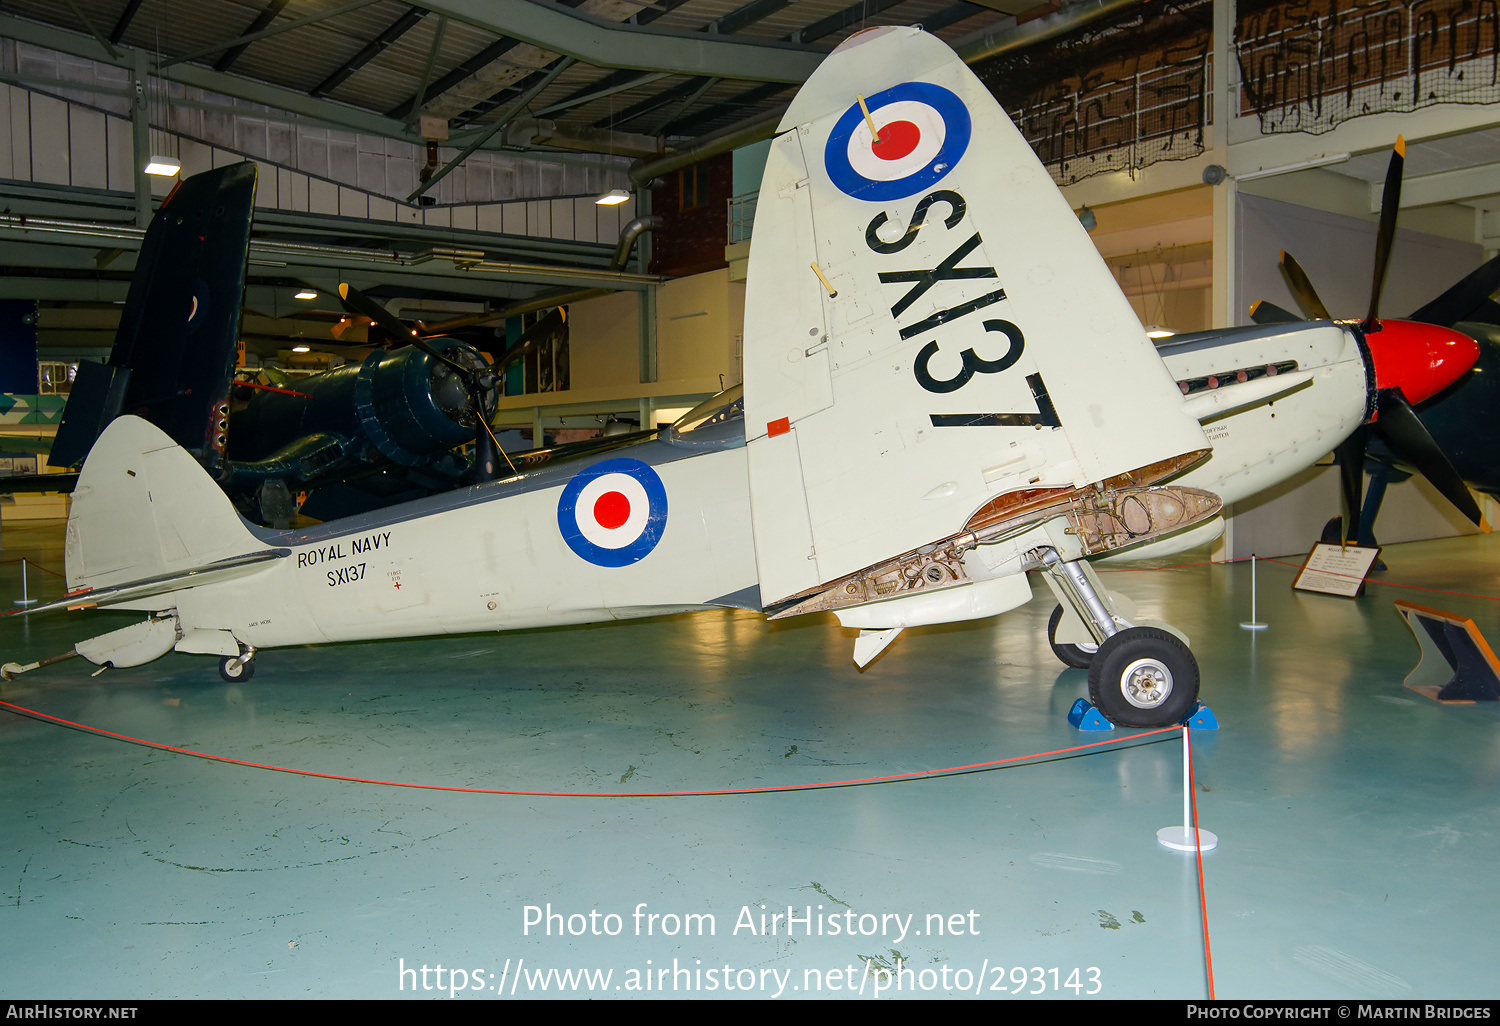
4;26;1479;729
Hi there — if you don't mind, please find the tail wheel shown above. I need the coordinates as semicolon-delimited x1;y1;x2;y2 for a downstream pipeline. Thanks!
1087;627;1198;727
1047;604;1099;669
219;654;255;683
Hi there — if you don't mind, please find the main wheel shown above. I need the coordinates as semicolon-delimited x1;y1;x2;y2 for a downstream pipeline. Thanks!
219;654;255;683
1047;604;1098;669
1087;627;1198;727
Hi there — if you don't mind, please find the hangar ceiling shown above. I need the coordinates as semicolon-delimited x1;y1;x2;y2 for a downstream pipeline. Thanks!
5;0;1499;367
0;0;1127;362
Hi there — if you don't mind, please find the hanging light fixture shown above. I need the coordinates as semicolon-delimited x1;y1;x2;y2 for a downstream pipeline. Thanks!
144;155;180;176
143;64;180;177
595;188;630;206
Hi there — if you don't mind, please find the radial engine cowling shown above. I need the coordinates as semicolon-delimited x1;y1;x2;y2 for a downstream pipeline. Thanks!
225;340;494;473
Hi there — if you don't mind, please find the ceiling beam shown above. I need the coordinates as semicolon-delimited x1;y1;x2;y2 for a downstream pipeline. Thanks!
60;0;119;60
108;0;146;45
413;0;825;82
1377;164;1500;212
312;6;428;97
0;13;418;141
161;0;381;70
409;57;575;201
214;0;292;73
954;0;1141;63
386;33;521;120
789;0;909;44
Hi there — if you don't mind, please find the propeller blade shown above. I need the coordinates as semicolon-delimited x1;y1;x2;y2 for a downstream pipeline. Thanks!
1334;429;1367;544
337;282;418;343
1374;388;1483;526
1249;300;1301;325
1363;136;1405;331
468;381;501;484
1408;252;1500;327
338;282;479;378
1280;251;1333;321
492;308;568;374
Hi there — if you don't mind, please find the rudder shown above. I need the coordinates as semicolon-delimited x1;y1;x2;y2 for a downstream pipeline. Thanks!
66;415;264;596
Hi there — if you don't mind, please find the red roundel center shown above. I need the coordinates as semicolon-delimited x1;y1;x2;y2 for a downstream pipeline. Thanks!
593;490;631;530
871;120;920;161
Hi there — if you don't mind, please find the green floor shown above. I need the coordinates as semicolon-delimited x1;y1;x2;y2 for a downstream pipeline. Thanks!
1;517;1497;1000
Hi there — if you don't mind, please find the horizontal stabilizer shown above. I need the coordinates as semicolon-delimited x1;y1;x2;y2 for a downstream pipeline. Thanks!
21;549;287;616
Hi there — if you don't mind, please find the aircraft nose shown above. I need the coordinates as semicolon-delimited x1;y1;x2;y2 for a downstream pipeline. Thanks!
1364;319;1480;407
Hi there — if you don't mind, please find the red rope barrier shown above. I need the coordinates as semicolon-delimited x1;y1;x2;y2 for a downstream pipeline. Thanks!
0;697;1176;798
0;557;64;577
1186;727;1215;1000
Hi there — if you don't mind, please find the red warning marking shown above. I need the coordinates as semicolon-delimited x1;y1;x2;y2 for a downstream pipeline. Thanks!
871;120;920;161
767;417;790;438
593;490;631;530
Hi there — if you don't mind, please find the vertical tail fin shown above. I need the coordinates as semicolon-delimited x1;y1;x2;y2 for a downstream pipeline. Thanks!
65;416;264;596
50;163;256;470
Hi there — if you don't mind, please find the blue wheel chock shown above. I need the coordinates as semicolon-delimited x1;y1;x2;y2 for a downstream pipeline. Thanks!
1067;699;1219;731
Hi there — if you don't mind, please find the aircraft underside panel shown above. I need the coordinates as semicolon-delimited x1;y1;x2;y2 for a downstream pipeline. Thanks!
742;27;1210;606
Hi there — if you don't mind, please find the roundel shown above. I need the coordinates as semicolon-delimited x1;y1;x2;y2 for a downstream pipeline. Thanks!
557;458;668;567
824;82;971;202
186;278;212;334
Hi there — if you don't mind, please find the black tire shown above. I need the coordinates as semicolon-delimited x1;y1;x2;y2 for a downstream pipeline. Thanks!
1087;627;1199;728
1047;604;1098;669
219;654;255;683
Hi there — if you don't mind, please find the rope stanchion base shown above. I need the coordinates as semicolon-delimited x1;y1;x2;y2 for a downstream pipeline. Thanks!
1158;825;1218;852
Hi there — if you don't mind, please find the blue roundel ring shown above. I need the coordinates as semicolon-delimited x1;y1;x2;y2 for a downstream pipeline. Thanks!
824;81;971;202
557;457;669;567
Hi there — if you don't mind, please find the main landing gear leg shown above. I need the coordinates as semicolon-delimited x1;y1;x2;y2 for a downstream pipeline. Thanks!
1034;548;1199;728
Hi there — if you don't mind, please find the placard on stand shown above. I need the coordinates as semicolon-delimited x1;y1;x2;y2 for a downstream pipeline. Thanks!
1292;543;1381;598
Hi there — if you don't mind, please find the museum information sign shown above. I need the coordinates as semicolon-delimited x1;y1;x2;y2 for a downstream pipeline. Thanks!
1292;543;1381;598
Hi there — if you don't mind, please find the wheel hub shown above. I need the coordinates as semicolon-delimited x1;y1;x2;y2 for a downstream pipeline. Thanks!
1120;657;1173;709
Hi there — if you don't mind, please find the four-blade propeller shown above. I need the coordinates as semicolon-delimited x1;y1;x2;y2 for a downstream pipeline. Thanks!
1252;136;1485;546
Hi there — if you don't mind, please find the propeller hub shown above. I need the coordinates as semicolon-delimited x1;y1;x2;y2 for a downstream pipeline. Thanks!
1364;319;1479;407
